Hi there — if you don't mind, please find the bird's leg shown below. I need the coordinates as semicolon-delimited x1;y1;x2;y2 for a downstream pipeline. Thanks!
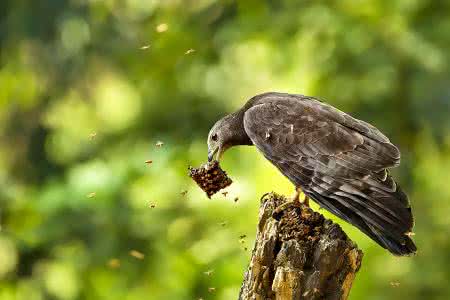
272;189;298;219
273;188;309;219
289;188;300;203
302;195;310;207
274;189;300;217
272;201;292;219
292;187;310;207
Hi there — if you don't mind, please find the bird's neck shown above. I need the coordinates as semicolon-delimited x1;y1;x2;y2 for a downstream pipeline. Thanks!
226;110;253;147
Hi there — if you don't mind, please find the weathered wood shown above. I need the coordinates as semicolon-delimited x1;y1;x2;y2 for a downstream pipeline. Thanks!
239;193;363;300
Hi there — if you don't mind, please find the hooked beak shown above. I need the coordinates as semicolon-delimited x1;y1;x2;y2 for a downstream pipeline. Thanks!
208;146;221;162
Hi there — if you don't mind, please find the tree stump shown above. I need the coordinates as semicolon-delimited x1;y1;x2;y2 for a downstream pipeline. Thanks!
239;193;363;300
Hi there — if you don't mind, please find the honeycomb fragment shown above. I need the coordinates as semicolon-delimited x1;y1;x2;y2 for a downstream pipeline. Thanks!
188;160;232;198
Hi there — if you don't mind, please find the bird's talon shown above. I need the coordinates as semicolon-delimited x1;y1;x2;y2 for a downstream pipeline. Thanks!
300;196;310;207
272;202;293;220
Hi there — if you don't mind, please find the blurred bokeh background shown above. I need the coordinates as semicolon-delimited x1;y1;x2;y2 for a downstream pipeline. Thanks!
1;0;450;299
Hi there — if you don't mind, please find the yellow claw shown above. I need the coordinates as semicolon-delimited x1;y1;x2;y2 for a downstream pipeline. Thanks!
291;187;310;207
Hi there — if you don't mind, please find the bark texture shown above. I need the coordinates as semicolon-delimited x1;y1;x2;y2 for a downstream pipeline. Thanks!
239;193;363;300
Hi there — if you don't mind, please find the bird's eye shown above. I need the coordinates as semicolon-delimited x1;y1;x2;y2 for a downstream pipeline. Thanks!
211;134;218;141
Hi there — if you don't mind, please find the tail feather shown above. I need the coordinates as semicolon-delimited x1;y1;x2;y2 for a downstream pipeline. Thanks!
305;173;416;256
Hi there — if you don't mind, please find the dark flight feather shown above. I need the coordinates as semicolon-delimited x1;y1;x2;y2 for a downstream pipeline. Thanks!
242;93;416;255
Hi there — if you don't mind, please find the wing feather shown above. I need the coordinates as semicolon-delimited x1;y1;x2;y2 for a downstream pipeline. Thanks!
243;95;416;255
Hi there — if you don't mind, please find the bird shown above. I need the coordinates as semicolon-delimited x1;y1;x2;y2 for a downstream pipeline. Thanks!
207;92;416;256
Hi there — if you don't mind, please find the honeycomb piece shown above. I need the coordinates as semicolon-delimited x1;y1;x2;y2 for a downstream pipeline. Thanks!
188;160;233;198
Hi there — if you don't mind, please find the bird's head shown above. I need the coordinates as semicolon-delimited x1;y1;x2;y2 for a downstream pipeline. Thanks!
207;116;232;162
207;111;253;162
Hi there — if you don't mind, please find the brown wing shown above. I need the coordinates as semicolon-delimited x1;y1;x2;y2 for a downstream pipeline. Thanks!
243;95;416;255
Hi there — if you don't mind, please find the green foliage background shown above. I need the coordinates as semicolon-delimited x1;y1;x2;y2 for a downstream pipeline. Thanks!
1;1;450;299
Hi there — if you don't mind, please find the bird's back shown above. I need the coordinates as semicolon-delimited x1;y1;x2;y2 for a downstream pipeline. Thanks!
242;92;416;255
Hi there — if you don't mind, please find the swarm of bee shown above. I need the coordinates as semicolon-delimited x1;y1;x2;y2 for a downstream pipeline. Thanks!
188;160;232;198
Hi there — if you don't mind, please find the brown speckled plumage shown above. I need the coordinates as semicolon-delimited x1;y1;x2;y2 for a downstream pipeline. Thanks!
207;92;416;256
